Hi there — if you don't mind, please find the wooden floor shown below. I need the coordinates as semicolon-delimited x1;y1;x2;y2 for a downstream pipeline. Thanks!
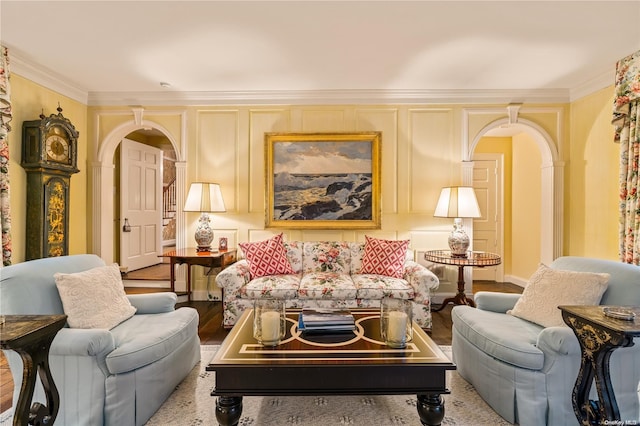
0;280;522;414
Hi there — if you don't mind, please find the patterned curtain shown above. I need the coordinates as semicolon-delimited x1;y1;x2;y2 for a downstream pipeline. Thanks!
612;50;640;265
0;46;12;266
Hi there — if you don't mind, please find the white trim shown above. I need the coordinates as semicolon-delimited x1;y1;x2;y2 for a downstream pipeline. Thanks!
92;108;188;273
504;275;527;288
10;55;88;104
570;69;614;102
86;89;573;106
462;106;565;270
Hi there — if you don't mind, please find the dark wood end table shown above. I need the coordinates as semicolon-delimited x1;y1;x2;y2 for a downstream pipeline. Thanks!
207;309;455;426
0;314;67;426
160;248;237;301
560;305;640;425
424;250;501;311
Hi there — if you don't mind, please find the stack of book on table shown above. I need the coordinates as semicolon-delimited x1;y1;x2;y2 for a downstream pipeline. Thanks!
298;309;356;333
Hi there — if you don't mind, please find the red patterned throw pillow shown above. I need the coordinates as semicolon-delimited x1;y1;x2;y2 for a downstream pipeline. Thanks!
359;236;409;278
239;233;295;279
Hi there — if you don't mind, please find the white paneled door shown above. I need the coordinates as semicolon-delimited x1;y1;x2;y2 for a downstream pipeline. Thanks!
472;153;504;282
120;138;163;272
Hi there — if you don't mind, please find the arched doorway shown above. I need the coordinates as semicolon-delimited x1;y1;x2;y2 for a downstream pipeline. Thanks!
464;114;564;276
91;116;187;265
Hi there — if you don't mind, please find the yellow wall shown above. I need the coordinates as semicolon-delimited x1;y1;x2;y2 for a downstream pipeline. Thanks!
568;87;619;260
8;74;622;292
511;133;542;278
88;106;462;253
8;75;88;263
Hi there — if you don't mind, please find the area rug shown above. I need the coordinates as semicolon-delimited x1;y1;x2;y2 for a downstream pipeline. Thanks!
146;345;513;426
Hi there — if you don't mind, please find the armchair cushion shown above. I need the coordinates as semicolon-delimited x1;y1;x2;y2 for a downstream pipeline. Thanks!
453;305;545;369
54;263;136;329
106;308;199;374
507;263;609;327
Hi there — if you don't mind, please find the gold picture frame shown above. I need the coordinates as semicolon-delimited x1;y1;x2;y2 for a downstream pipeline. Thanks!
265;132;381;229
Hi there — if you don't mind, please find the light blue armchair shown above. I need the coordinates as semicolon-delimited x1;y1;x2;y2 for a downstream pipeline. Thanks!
451;256;640;426
0;254;200;426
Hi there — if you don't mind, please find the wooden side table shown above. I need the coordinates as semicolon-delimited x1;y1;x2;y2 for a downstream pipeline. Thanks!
0;314;67;426
160;248;237;301
423;250;501;311
560;305;640;425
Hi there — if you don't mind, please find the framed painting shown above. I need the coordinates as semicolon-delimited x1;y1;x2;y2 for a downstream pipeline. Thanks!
265;132;381;229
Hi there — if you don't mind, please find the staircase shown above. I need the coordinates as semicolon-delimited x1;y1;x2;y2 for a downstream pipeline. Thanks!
163;178;176;244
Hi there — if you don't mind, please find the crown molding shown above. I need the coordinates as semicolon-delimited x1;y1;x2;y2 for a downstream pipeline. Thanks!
87;88;572;106
12;51;608;107
10;54;89;105
569;69;614;102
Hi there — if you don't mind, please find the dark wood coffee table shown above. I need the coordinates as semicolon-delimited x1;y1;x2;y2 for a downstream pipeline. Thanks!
207;309;455;426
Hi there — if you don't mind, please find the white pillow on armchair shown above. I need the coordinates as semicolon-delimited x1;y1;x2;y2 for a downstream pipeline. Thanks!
507;263;609;328
54;263;136;329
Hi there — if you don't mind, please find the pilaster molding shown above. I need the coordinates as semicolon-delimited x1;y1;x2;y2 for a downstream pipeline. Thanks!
91;162;115;262
175;161;188;250
461;160;476;296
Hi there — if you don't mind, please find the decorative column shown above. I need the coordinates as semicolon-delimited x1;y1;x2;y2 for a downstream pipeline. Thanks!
461;161;475;296
174;161;188;289
92;161;115;263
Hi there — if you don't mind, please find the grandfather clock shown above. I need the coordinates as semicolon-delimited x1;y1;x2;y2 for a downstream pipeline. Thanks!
21;105;79;260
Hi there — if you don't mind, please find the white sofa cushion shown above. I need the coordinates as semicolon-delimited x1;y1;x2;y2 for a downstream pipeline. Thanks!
298;272;357;299
302;241;351;274
352;274;414;300
243;274;301;299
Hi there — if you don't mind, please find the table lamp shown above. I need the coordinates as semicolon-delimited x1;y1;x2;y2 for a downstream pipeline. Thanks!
184;182;226;252
434;186;481;258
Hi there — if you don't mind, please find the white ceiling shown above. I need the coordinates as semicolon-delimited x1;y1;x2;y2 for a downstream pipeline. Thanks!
2;1;640;105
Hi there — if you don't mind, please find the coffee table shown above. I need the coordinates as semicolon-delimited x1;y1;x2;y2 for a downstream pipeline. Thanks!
207;309;455;426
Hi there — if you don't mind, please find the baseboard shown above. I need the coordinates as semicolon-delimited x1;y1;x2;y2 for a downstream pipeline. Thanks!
504;275;527;288
123;279;169;288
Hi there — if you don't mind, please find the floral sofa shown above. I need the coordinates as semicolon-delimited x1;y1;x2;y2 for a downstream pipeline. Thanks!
216;240;440;329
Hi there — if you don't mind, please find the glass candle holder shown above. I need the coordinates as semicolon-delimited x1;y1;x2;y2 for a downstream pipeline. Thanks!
380;297;413;348
253;299;286;346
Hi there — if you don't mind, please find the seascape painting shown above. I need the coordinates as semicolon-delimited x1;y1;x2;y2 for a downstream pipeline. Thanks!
265;132;381;229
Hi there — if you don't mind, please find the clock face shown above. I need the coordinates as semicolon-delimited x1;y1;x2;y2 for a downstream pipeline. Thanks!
45;134;70;163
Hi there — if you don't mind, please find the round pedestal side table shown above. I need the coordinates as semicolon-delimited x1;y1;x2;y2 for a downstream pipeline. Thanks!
424;250;501;312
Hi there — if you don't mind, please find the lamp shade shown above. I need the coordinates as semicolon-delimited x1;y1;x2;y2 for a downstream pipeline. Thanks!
184;182;226;212
434;187;481;218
